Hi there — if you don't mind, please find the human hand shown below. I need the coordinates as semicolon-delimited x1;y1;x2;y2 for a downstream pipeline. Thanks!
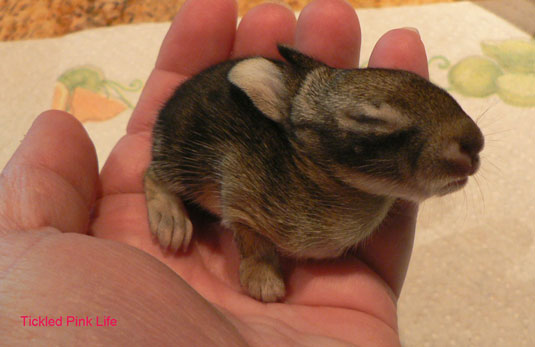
0;0;428;345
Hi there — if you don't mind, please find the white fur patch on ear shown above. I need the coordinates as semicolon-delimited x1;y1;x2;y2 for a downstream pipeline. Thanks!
228;57;288;122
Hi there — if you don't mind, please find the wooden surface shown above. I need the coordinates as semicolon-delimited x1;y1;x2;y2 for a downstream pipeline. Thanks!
0;0;463;41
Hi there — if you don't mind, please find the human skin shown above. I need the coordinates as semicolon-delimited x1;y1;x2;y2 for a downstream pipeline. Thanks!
0;0;428;345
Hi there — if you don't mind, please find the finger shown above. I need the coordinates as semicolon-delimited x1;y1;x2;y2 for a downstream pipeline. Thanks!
127;0;238;135
232;2;296;60
156;0;238;75
0;111;98;234
357;200;418;298
368;28;429;79
126;70;187;135
295;0;361;68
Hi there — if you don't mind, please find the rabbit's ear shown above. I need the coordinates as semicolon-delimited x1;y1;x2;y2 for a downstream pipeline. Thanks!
277;44;325;71
228;57;288;122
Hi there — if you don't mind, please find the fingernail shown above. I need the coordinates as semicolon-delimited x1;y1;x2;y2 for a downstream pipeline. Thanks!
402;27;420;36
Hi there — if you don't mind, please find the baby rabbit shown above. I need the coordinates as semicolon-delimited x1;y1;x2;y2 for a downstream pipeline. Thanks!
144;45;484;302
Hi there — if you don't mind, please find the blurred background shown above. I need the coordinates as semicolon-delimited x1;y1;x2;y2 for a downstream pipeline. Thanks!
0;0;463;40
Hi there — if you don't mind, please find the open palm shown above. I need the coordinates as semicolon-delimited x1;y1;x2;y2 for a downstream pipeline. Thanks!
1;0;428;345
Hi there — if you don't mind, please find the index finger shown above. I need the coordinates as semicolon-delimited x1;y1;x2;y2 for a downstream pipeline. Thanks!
156;0;238;75
127;0;238;135
101;0;237;196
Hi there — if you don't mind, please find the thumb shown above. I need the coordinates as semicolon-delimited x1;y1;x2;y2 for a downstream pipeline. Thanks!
0;111;99;234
